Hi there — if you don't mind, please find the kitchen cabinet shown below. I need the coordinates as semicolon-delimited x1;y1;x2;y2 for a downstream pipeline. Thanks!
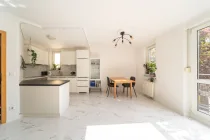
76;50;89;58
77;59;89;78
48;77;77;93
61;51;76;65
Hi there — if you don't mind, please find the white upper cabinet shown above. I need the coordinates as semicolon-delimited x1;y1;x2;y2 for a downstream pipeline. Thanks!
76;50;89;59
61;51;76;65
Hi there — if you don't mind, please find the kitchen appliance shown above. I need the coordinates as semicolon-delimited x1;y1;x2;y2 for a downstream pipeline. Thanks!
76;50;89;93
48;71;52;76
41;71;48;76
70;71;76;76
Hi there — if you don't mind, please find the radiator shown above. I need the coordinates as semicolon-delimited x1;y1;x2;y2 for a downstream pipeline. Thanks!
142;81;154;98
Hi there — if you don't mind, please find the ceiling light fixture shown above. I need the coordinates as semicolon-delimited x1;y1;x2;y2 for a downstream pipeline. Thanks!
113;31;133;47
46;35;56;40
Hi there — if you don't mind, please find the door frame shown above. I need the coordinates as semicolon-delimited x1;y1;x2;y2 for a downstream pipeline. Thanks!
0;30;6;124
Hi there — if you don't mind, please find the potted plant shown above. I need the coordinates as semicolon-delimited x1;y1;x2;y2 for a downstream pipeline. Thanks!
147;62;157;76
52;64;58;70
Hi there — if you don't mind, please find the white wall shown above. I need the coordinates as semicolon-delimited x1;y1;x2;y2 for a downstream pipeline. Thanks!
135;47;146;93
0;12;40;122
0;12;21;122
155;25;186;115
90;44;136;92
136;10;210;116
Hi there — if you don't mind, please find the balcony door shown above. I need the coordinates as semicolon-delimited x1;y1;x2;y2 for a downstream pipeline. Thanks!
189;22;210;122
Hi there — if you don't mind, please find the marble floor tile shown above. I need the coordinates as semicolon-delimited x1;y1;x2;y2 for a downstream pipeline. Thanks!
0;92;210;140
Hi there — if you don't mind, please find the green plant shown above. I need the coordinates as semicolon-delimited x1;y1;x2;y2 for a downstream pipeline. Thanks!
27;49;37;65
20;55;27;70
147;62;157;73
52;64;58;70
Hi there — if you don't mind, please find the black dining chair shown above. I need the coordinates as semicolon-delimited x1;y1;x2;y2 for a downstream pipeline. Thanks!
122;76;137;97
106;77;119;97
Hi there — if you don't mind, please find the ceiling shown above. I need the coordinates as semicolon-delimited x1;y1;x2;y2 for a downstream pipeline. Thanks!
2;0;210;48
21;23;88;49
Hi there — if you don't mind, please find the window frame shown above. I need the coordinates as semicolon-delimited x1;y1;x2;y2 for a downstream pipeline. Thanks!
53;51;61;68
147;45;156;62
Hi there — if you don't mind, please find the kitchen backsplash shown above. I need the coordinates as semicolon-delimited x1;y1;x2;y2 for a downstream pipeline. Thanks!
23;65;49;78
51;65;76;76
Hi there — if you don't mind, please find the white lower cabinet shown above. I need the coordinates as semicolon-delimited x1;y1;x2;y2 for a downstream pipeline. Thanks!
48;77;77;93
77;87;89;93
69;78;77;93
77;78;89;93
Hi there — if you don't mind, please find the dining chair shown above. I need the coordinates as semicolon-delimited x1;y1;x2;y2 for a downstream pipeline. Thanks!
106;77;119;97
122;76;137;97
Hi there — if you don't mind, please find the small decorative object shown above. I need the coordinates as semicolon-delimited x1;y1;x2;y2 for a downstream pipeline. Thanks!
113;31;133;47
20;55;27;70
27;49;37;65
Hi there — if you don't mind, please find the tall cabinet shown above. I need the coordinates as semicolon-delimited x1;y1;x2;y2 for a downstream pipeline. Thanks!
76;50;90;93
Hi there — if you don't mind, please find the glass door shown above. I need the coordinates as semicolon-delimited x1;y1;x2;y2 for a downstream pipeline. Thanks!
190;23;210;121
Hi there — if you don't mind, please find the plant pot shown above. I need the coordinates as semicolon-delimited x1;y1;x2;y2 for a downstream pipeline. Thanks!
150;78;155;82
150;73;156;77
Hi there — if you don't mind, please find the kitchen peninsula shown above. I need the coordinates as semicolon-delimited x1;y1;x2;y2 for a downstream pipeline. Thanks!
19;79;70;117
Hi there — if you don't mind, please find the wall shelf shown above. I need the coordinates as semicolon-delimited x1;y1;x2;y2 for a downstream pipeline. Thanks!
90;58;101;92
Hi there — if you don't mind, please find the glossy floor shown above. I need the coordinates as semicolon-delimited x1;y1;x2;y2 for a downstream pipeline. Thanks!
0;92;210;140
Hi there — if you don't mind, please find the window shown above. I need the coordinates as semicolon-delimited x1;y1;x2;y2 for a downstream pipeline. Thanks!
54;52;60;67
148;46;156;62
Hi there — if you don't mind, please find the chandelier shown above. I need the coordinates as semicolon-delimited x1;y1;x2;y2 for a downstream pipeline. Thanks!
113;31;133;47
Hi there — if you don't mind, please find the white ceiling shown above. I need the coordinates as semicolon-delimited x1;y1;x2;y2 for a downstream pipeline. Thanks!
2;0;210;47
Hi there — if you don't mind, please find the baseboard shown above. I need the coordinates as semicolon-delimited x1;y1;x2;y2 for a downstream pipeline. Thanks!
21;113;60;118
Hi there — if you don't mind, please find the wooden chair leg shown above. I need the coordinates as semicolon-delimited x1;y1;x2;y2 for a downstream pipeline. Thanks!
123;87;125;93
116;88;118;97
133;87;137;97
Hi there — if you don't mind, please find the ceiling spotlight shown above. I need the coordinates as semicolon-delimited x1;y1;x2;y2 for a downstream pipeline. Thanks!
112;31;133;47
46;35;56;40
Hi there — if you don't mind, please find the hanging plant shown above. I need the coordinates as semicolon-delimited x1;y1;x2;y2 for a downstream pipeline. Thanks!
20;55;27;70
27;49;37;65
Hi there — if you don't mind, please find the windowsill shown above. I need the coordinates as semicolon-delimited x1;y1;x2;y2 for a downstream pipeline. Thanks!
144;74;156;78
